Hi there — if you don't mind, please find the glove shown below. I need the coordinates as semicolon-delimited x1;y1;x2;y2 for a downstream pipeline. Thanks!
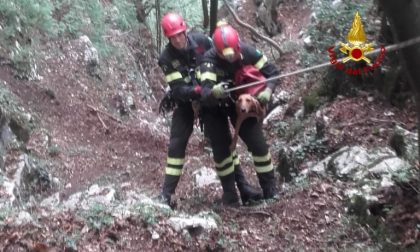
257;88;272;104
211;82;228;99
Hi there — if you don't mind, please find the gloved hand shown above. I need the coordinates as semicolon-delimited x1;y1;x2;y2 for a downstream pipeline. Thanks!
257;88;272;104
211;82;228;99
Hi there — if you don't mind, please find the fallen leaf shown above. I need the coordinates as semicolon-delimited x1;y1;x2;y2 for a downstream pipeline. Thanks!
32;242;50;252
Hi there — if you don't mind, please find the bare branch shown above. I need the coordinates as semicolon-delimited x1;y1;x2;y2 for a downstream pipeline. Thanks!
87;104;122;124
222;0;283;57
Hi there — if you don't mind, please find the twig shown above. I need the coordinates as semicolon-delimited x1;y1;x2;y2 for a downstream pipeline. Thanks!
87;104;122;124
96;113;109;130
229;206;272;217
371;117;408;128
222;0;283;57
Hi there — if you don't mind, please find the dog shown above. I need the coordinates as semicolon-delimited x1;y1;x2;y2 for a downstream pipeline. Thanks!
230;93;266;151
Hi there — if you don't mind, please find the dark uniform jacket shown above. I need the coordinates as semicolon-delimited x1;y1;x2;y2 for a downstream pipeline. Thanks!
199;42;279;104
158;32;212;103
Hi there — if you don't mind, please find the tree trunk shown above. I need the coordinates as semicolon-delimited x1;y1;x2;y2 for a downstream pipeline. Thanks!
209;0;218;35
135;2;146;23
379;0;420;162
202;0;209;29
155;0;161;54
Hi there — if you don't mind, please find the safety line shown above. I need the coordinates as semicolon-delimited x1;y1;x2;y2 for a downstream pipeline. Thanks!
224;35;420;93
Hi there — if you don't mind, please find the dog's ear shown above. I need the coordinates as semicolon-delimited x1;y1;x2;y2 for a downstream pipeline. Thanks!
249;97;259;112
255;100;266;118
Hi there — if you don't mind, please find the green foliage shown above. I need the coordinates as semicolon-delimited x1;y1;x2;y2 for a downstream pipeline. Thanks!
391;169;415;184
111;0;139;31
281;40;300;54
300;0;377;66
11;44;37;79
216;236;239;251
0;206;13;222
0;0;57;78
83;203;114;232
296;137;329;160
0;0;58;43
55;0;104;38
146;0;206;50
282;175;311;195
284;120;304;142
134;203;157;225
303;90;322;115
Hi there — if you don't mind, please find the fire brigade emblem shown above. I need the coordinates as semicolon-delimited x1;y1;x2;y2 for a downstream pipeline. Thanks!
339;12;373;63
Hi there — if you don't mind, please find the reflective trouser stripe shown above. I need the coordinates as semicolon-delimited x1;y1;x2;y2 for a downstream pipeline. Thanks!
165;157;184;176
216;155;234;177
217;165;234;177
254;55;268;70
165;167;182;176
252;153;271;162
167;157;184;166
255;163;273;173
253;152;273;173
232;151;240;166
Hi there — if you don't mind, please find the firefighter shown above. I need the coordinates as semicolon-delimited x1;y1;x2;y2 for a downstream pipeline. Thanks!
157;13;262;206
199;23;279;203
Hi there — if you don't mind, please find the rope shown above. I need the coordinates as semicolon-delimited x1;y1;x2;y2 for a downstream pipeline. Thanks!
224;35;420;93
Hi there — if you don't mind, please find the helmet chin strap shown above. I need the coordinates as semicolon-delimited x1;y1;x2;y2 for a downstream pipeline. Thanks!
184;33;189;49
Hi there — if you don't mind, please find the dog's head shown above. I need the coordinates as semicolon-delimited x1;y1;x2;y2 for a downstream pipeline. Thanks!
237;93;259;113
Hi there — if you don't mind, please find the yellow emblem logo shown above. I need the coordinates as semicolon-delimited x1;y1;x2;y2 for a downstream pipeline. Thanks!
339;12;373;63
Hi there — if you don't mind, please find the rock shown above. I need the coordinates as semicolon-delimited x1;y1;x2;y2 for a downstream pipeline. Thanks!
368;157;409;175
14;211;34;226
307;145;415;220
294;107;304;119
79;35;99;66
0;176;16;207
81;185;116;209
310;146;396;179
62;192;83;211
193;167;218;188
151;230;160;240
303;36;312;48
41;192;60;208
263;106;284;125
168;212;218;232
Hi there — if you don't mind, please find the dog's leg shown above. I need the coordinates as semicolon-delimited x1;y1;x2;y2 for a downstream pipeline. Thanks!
230;116;245;152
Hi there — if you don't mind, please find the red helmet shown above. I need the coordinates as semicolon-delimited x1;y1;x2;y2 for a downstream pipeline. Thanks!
212;24;240;57
161;13;187;38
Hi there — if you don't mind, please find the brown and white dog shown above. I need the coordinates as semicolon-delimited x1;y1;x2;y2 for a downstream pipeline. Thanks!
229;93;266;151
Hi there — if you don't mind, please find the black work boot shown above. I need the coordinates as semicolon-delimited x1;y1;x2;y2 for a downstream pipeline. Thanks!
159;175;180;206
257;170;278;200
234;165;263;205
219;173;240;207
